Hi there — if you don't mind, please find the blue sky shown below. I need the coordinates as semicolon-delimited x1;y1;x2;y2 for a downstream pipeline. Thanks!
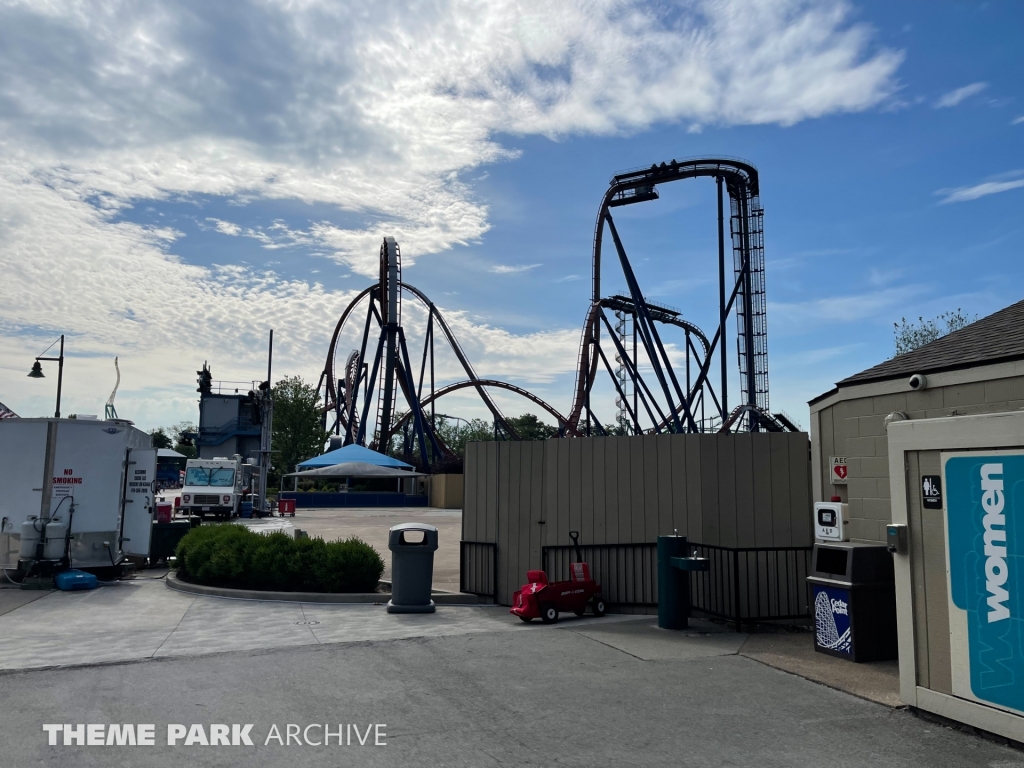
0;0;1021;433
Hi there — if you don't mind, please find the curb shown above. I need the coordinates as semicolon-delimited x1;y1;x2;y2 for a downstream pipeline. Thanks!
165;572;484;605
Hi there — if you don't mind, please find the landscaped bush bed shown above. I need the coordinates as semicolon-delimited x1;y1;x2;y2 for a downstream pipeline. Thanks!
174;524;384;593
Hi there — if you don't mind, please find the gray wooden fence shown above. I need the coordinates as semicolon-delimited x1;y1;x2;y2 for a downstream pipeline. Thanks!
463;432;812;607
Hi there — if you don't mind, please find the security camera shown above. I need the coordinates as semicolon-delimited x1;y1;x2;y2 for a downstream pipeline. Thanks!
908;373;928;391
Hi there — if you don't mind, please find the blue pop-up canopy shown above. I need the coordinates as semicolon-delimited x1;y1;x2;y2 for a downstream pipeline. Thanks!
296;443;413;470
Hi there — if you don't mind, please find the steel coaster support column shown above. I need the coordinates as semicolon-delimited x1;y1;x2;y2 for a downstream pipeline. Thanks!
728;187;760;432
429;311;436;426
626;313;634;434
417;311;434;401
346;296;379;446
594;341;641;433
356;331;387;446
400;284;521;440
717;175;728;421
655;238;754;432
740;191;757;429
605;213;689;432
611;213;698;431
598;311;664;428
397;327;443;468
375;238;402;450
315;369;329;434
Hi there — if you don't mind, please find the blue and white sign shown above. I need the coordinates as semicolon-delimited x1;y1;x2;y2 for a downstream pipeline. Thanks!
944;452;1024;715
813;584;852;655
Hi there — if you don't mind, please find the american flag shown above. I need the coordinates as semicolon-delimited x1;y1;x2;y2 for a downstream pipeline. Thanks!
0;401;18;419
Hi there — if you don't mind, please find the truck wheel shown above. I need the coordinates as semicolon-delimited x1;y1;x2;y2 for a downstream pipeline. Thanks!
540;604;558;624
591;596;607;617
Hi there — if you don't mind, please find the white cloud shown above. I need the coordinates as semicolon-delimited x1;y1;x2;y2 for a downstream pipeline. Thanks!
937;173;1024;204
207;218;241;236
490;263;541;274
934;82;987;108
0;0;904;426
1013;116;1024;125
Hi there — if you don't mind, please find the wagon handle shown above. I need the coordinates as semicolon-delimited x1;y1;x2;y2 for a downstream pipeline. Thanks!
569;530;582;563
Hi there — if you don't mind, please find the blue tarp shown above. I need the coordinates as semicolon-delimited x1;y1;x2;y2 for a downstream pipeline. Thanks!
297;444;413;469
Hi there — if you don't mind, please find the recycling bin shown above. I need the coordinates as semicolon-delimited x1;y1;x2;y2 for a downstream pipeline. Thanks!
807;542;897;662
387;523;438;614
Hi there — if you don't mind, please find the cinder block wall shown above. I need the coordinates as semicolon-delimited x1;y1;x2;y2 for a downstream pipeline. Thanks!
811;372;1024;543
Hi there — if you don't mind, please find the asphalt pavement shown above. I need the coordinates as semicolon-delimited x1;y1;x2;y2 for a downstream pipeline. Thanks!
1;612;1020;767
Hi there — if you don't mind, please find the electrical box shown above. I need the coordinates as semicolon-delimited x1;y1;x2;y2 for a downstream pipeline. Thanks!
814;501;848;542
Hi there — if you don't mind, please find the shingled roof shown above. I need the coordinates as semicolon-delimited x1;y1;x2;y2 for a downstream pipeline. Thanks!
836;298;1024;387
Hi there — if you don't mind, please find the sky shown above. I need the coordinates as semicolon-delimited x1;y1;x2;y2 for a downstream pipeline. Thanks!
0;0;1021;435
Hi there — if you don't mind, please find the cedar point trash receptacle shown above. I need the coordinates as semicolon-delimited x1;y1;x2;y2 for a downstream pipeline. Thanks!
387;523;439;614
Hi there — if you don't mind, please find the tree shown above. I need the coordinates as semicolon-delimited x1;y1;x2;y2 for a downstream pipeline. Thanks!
506;413;558;441
893;308;977;357
149;428;172;449
271;376;328;483
387;412;559;467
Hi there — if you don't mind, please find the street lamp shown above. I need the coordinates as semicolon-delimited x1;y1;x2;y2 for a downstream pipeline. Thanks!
28;335;65;418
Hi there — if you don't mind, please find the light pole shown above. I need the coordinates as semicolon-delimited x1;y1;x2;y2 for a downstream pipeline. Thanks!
27;335;65;418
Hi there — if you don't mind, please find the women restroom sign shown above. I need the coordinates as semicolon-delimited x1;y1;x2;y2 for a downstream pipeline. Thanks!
943;451;1024;715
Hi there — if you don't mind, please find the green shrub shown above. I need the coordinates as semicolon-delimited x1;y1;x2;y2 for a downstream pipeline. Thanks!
174;525;383;593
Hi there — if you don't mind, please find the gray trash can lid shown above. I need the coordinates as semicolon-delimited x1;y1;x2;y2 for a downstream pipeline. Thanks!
389;523;438;533
388;522;439;551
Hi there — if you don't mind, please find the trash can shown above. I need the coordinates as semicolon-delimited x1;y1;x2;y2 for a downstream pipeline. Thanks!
150;518;200;563
387;523;438;614
807;542;897;662
278;499;296;516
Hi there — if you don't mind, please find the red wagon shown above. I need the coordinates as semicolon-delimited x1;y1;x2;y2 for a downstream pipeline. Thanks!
510;532;606;623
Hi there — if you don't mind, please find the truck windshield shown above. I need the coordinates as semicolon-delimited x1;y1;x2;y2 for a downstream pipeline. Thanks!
184;467;235;486
184;467;211;486
209;468;235;487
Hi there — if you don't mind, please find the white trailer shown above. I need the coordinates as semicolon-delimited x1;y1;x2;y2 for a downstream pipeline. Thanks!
0;418;156;571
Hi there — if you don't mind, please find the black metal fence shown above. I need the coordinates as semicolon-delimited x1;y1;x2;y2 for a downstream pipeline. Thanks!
541;543;658;606
459;540;497;602
689;543;813;630
536;540;812;629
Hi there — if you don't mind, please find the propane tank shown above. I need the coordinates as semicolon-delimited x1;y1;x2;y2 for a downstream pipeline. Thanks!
43;519;67;560
19;517;43;559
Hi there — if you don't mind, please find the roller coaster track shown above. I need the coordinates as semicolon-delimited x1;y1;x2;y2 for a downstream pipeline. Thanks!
569;157;771;434
392;379;580;438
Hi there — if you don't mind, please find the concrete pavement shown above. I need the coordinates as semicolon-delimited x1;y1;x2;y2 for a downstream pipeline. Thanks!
0;579;566;671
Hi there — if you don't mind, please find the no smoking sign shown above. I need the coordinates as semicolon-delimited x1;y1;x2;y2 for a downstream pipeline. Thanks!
830;456;848;484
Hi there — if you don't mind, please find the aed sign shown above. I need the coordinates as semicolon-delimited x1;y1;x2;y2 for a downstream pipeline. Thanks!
830;456;848;484
943;451;1024;716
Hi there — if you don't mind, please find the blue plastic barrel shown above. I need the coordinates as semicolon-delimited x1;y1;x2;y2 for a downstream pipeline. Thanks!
240;501;253;518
